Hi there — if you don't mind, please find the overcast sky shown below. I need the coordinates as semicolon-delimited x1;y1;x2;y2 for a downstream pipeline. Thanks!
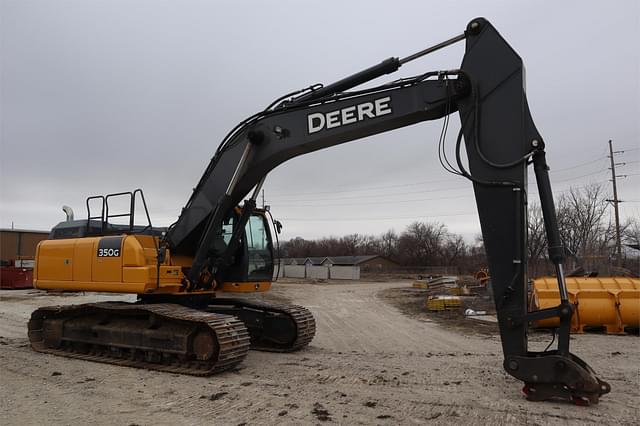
1;0;638;243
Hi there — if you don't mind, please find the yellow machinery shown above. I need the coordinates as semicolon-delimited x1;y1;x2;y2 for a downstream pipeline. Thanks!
412;279;429;289
34;234;271;294
426;295;462;311
474;269;490;286
35;235;183;294
30;192;315;375
532;277;640;334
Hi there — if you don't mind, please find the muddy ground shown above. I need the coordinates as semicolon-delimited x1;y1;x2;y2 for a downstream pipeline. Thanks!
379;286;499;336
1;280;638;425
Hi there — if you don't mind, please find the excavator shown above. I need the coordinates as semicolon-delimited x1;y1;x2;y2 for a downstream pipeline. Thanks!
29;18;611;404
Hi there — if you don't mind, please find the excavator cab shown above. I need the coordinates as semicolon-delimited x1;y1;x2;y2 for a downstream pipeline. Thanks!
218;208;275;284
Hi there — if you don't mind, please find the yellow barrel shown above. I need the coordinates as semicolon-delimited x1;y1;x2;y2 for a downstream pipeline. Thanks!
532;288;580;331
426;295;461;311
618;289;640;329
574;290;622;334
532;277;640;334
412;280;429;289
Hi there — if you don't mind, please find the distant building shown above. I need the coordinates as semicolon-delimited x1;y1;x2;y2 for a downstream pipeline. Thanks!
0;228;49;289
0;228;49;265
304;257;327;266
279;255;398;272
328;255;399;272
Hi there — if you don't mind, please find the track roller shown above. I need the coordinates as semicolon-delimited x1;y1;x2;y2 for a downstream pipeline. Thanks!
28;302;250;376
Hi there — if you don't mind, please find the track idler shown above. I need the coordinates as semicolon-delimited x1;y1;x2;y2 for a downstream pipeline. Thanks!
505;351;611;405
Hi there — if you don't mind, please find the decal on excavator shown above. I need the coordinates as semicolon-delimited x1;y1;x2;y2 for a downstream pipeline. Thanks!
307;96;392;134
97;236;123;257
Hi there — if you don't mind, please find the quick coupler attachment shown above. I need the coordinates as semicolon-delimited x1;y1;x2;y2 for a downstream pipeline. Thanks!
504;351;611;405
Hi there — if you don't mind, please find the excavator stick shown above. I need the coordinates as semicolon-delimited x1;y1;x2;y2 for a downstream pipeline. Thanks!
459;18;610;404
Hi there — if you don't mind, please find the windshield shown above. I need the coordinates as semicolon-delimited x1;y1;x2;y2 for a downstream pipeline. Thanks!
245;214;273;280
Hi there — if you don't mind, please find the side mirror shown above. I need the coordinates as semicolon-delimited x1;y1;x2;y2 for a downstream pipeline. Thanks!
274;220;283;234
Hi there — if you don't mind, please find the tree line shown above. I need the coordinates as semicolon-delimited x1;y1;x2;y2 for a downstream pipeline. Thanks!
528;184;638;276
280;184;639;277
282;222;484;272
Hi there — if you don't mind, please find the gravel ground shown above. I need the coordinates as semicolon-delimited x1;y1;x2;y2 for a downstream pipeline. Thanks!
0;281;638;425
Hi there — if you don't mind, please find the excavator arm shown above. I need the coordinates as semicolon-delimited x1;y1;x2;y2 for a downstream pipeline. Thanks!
166;73;470;258
164;18;610;404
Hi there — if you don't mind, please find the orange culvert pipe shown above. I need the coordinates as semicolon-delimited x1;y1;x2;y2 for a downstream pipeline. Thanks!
531;277;640;334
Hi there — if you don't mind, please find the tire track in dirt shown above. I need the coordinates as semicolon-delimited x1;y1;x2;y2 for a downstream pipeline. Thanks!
2;284;638;425
285;281;495;354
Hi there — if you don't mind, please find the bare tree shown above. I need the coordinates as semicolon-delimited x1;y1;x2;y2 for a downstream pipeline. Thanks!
620;217;640;275
282;237;314;258
528;202;548;277
441;234;467;266
380;229;399;258
556;184;612;269
340;234;363;255
398;221;447;265
622;217;639;246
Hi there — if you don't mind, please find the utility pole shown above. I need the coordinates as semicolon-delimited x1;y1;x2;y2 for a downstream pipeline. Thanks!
261;189;265;209
606;140;623;266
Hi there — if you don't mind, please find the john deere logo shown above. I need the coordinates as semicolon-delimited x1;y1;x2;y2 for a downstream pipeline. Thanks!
307;96;392;134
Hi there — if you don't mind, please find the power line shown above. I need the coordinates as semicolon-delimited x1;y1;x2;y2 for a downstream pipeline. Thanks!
267;154;610;198
280;211;477;222
268;177;456;198
277;194;471;208
266;165;609;203
544;169;609;184
147;175;616;215
547;156;608;173
275;183;601;209
270;185;471;203
147;154;620;215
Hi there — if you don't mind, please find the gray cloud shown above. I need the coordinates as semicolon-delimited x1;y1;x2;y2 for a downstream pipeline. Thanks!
1;0;638;242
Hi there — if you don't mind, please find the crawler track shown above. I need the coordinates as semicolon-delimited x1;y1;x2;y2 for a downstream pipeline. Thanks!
28;302;250;376
208;299;316;352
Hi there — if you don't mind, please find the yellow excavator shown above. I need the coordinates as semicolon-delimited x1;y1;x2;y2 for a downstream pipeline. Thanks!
30;18;611;404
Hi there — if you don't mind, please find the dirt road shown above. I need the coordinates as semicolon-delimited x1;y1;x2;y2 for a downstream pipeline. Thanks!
1;281;638;425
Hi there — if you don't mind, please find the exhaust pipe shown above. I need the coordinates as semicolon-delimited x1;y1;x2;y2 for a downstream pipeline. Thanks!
62;205;74;222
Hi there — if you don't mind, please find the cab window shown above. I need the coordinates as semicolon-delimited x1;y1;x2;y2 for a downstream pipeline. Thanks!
245;214;273;279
